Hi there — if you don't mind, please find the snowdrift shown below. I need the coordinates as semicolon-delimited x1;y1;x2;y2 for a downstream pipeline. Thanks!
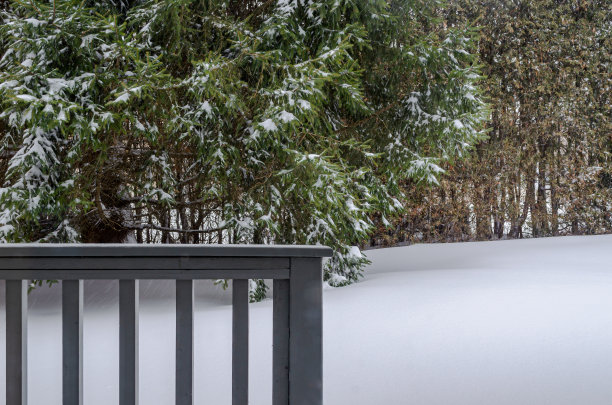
1;234;611;404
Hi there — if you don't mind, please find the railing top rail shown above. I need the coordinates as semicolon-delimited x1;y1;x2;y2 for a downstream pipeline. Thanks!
0;244;333;258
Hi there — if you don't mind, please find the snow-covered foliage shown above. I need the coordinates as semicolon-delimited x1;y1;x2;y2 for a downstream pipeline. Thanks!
0;0;487;291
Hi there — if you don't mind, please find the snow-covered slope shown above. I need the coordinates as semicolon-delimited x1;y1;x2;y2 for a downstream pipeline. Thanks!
325;235;612;405
1;235;612;404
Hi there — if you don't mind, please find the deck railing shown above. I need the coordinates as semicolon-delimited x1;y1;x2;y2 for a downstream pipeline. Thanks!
1;244;332;405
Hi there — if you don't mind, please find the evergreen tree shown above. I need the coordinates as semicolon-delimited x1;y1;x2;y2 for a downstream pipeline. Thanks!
0;0;486;293
372;0;611;246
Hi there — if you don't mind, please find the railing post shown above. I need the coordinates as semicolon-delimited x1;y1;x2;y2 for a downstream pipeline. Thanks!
289;257;323;405
120;280;139;405
62;280;83;405
6;280;27;405
176;280;194;405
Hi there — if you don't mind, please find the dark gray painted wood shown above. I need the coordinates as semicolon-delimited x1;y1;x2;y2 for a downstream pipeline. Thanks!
289;258;323;405
176;280;194;405
1;244;329;405
0;244;333;258
63;280;83;405
6;280;27;405
232;280;249;405
0;256;290;270
119;280;139;405
272;279;290;405
0;268;290;280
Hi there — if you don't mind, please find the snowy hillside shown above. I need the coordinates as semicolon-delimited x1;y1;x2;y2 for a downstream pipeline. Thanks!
1;235;612;404
324;235;612;405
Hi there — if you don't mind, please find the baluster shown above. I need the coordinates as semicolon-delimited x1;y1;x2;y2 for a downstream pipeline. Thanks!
120;280;139;405
63;280;83;405
176;280;194;405
232;279;249;405
272;279;290;405
6;280;27;405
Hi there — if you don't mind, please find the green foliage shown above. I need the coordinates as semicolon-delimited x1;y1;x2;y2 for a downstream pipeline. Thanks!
0;0;486;291
373;0;611;246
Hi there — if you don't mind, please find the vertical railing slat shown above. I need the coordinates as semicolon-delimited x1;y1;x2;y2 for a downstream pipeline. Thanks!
6;279;27;405
232;279;249;405
176;280;194;405
272;279;290;405
120;279;139;405
62;279;83;405
289;257;323;405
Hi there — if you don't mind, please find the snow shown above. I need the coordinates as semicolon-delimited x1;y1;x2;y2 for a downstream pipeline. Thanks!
111;93;130;104
201;101;212;115
1;235;612;404
298;99;311;110
453;119;464;129
260;118;277;132
15;94;37;102
0;80;19;89
57;109;67;122
277;111;296;123
81;34;97;48
347;245;362;259
346;199;357;211
276;0;299;16
47;78;73;94
24;18;45;27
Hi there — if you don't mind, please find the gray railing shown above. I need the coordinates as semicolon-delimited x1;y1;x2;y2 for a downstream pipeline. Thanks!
1;244;332;405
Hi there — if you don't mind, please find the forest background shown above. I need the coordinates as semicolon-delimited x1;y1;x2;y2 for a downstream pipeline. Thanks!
371;0;611;247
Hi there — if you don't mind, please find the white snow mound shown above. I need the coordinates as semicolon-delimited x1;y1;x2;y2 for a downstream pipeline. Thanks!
1;234;611;404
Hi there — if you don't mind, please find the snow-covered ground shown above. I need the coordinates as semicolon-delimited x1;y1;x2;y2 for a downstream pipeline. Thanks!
1;234;612;404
